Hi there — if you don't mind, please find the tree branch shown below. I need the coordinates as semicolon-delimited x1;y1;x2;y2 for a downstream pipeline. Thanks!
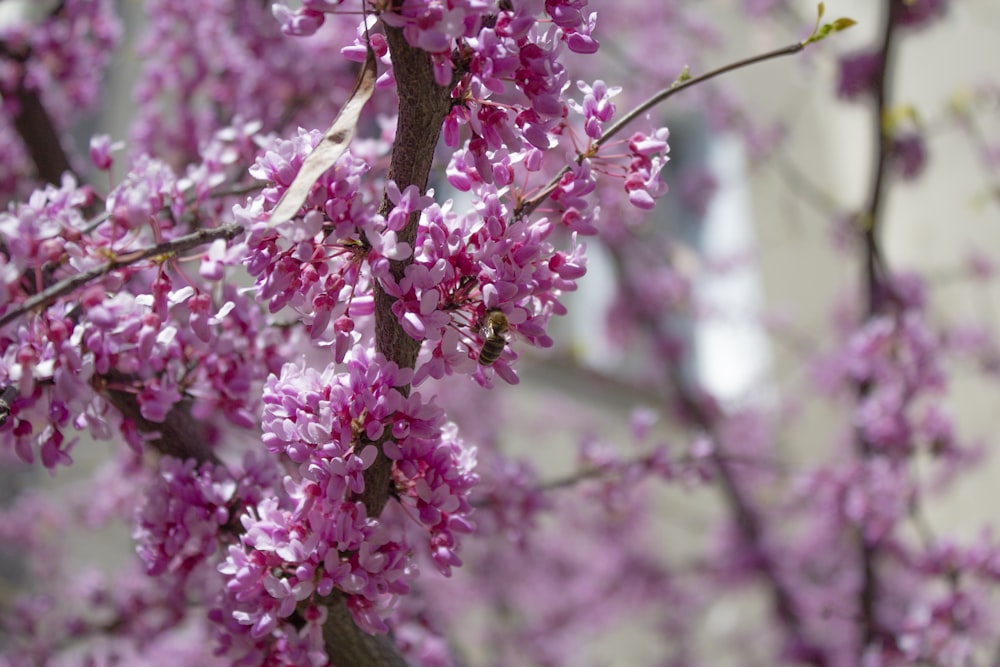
860;3;899;317
0;2;75;187
321;592;412;667
362;23;453;520
856;1;901;655
10;85;74;186
603;240;829;665
97;375;221;465
0;223;243;330
321;19;454;667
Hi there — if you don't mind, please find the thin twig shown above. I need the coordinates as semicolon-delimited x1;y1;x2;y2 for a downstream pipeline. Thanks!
533;451;785;496
0;223;242;329
856;1;901;654
516;40;807;219
602;238;829;664
0;2;75;187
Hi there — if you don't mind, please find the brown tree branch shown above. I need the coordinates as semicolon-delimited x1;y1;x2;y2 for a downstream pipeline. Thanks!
321;592;414;667
362;23;453;520
97;375;221;465
860;3;899;318
321;19;454;667
856;1;901;655
10;85;74;186
0;2;75;187
603;241;829;665
0;223;243;330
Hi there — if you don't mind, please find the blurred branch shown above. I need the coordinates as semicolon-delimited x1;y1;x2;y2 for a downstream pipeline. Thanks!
670;381;825;661
535;450;786;496
601;238;829;664
859;3;900;318
855;2;901;654
0;1;74;186
10;84;74;186
767;155;843;218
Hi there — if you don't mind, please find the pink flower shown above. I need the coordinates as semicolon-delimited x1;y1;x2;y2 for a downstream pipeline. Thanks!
88;134;124;170
889;132;928;180
837;50;882;100
272;5;325;37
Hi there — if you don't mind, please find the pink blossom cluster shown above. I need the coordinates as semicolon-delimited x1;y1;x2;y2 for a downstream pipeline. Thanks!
824;297;949;457
277;0;598;89
0;0;120;115
752;281;991;664
417;446;699;666
624;127;672;209
888;132;928;180
241;128;384;350
129;448;325;665
272;0;345;38
837;50;883;100
428;1;664;225
242;134;594;387
215;347;475;640
896;0;949;30
0;0;120;196
134;457;237;577
0;464;224;664
263;0;667;393
1;564;194;665
379;0;496;87
402;188;588;386
382;0;670;222
132;0;364;166
568;79;619;140
0;127;285;469
446;13;574;153
774;458;998;667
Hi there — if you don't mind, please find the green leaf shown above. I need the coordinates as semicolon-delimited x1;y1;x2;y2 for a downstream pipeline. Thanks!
812;2;825;36
831;17;857;32
802;14;857;46
671;65;692;88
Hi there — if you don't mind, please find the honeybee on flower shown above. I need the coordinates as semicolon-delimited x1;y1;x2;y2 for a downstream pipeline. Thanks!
477;309;510;366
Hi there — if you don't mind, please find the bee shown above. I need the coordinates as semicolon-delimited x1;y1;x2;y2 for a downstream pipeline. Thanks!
478;309;510;366
0;385;17;427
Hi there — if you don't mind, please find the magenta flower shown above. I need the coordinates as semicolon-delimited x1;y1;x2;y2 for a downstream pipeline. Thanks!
88;134;124;171
135;457;236;577
837;50;883;100
896;0;948;30
889;131;928;180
